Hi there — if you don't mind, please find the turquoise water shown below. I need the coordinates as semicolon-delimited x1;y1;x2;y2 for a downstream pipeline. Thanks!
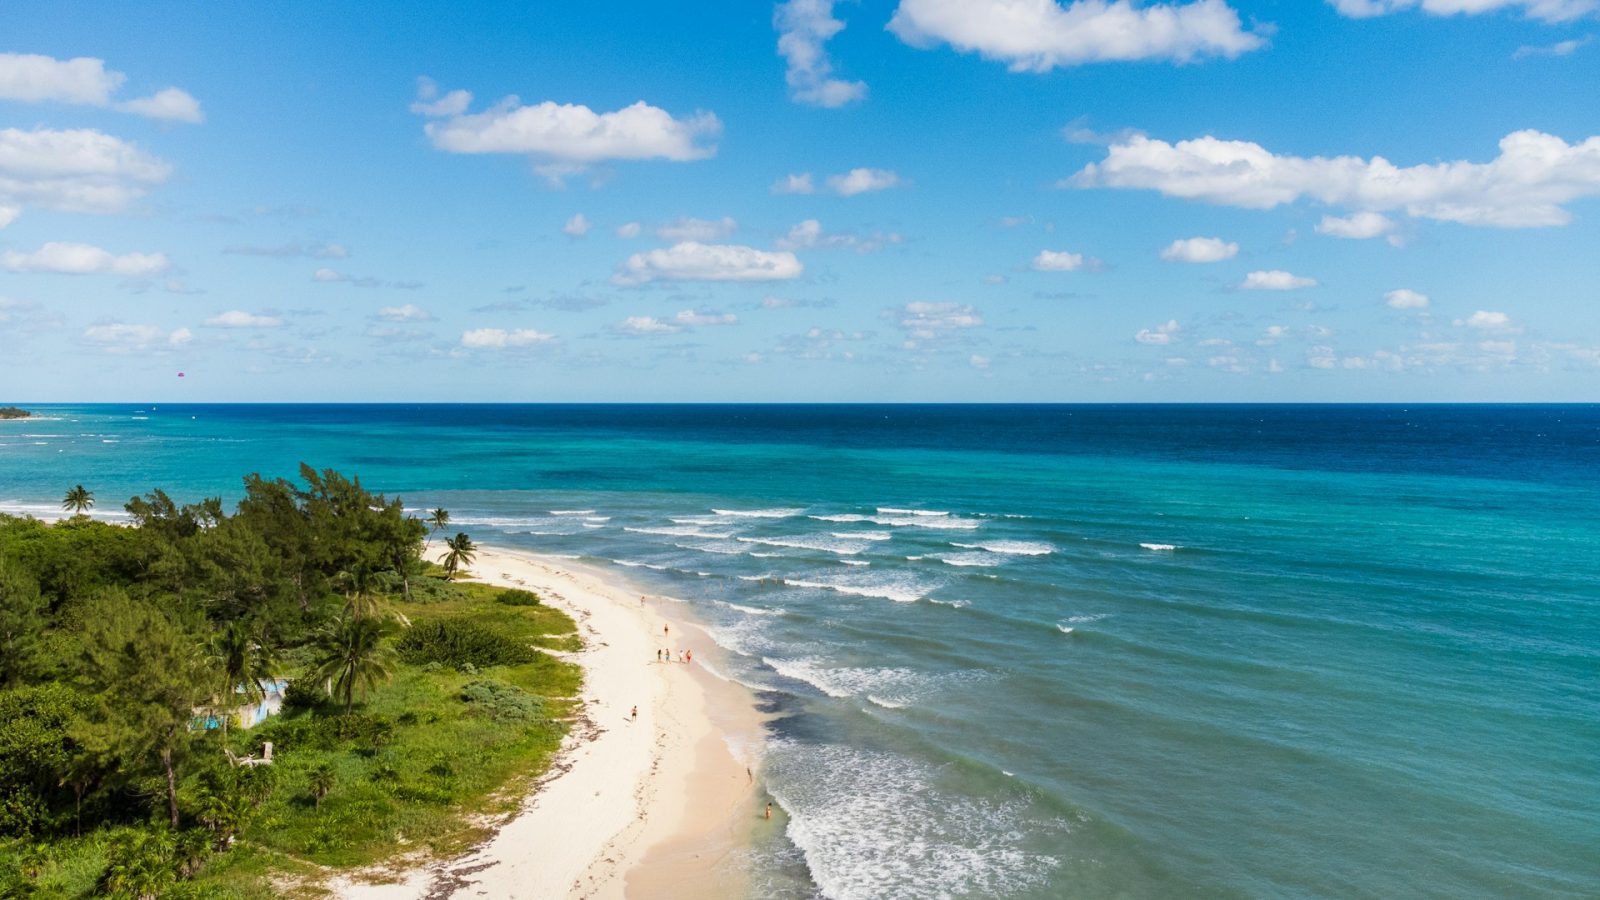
2;404;1597;898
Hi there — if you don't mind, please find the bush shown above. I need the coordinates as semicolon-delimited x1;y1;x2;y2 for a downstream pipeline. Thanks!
494;588;540;607
395;619;536;669
459;680;545;723
282;678;327;712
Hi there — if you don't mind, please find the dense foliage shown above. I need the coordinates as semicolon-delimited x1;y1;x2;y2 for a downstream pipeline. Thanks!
0;406;30;419
0;464;582;890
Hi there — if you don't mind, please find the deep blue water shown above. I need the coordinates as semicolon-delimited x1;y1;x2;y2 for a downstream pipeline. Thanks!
2;404;1597;899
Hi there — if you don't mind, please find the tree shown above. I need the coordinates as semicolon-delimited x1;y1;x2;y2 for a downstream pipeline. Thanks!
425;508;450;546
208;622;279;741
0;561;46;686
77;593;215;829
311;614;397;714
442;532;476;578
60;485;94;516
308;763;335;810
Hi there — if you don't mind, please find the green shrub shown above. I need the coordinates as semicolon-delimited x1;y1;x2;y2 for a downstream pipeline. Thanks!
395;619;535;669
281;678;327;712
459;680;545;723
494;588;540;607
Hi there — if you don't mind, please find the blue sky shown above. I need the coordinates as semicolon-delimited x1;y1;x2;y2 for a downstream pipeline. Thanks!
2;0;1598;401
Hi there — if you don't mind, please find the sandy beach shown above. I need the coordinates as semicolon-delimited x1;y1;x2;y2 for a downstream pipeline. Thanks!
331;546;764;900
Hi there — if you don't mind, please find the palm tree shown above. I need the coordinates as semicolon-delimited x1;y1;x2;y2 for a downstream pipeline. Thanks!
335;565;383;620
425;508;450;547
442;532;476;578
308;764;336;810
311;614;396;714
61;485;94;516
209;622;279;741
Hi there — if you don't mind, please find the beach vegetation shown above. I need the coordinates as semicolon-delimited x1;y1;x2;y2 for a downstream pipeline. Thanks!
494;587;540;606
442;532;476;577
60;485;95;516
0;466;580;897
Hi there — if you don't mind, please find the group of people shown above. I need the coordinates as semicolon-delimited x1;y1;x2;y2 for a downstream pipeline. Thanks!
656;622;691;664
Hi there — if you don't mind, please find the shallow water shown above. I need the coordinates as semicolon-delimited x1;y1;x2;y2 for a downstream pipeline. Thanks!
3;404;1597;898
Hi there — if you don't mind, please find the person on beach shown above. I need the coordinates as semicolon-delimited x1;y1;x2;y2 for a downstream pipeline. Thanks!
679;650;685;663
765;802;772;820
631;705;637;721
656;649;661;662
663;623;670;638
686;649;693;664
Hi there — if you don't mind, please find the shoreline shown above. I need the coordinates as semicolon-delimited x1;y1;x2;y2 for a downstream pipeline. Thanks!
331;545;765;900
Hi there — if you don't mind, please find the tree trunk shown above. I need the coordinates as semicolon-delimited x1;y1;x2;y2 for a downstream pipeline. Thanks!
162;745;180;829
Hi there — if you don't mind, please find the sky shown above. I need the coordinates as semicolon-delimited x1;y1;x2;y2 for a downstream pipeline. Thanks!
2;0;1599;402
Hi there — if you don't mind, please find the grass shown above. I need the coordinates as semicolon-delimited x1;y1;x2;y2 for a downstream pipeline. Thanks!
2;570;582;898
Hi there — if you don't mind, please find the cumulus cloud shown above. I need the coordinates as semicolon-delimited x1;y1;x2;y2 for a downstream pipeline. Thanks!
376;304;433;321
1069;129;1600;228
1160;235;1237;262
675;308;738;326
460;327;555;348
563;213;592;237
772;172;816;194
775;0;868;107
0;53;202;122
82;322;191;353
224;241;348;259
613;316;682;335
825;167;900;195
1328;0;1596;24
1461;310;1514;330
1240;270;1316;290
616;221;642;238
612;309;737;336
0;242;168;275
0;127;171;222
409;77;472;117
414;81;720;177
1315;211;1395;239
970;354;991;368
893;301;983;345
887;0;1266;71
1385;288;1430;309
777;219;901;252
656;216;737;241
1032;249;1085;270
1136;319;1181;344
612;242;803;285
204;310;282;328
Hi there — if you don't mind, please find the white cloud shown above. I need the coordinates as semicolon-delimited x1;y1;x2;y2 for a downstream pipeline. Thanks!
970;354;991;369
417;88;721;171
1316;211;1396;239
825;167;900;196
0;241;168;275
1032;249;1085;270
116;87;203;123
82;322;191;352
616;221;642;238
777;219;901;252
1328;0;1596;24
613;242;803;285
772;172;816;194
775;0;868;107
675;309;738;326
1514;36;1593;57
887;0;1266;71
1136;319;1181;344
409;77;472;117
1240;270;1317;290
615;316;682;335
0;53;202;121
563;213;592;237
656;216;737;241
894;301;983;344
204;310;282;328
0;127;171;220
312;267;344;283
1070;129;1600;228
1160;235;1238;262
1461;310;1514;330
0;205;18;228
460;327;555;348
224;241;348;259
1385;288;1430;309
377;304;433;322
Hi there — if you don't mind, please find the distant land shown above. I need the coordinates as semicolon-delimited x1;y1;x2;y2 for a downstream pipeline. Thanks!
0;407;32;419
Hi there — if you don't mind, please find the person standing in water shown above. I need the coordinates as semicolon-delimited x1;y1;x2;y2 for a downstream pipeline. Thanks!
765;802;772;820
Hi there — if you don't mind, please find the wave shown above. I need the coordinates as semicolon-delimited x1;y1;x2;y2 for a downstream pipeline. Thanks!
549;509;595;516
625;525;734;539
1064;614;1109;624
876;507;949;517
737;535;868;555
670;514;734;525
936;553;1002;568
1140;542;1179;551
811;513;982;530
780;578;925;603
1056;624;1075;635
612;559;671;571
581;523;606;529
584;516;610;522
928;598;971;608
831;531;892;541
723;601;786;617
866;695;908;709
712;507;804;518
952;540;1054;556
671;540;745;555
837;559;870;566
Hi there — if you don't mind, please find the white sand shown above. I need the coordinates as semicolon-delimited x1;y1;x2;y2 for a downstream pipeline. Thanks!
330;546;761;899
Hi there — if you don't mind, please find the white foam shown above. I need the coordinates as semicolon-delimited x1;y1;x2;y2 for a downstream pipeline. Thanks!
625;525;734;538
671;540;745;555
737;535;869;555
866;695;908;709
952;540;1054;556
780;578;927;603
549;509;595;515
876;507;949;517
724;601;786;617
612;559;671;571
837;559;870;566
831;531;892;541
1140;542;1178;551
584;516;610;522
1065;614;1109;624
712;507;804;518
581;523;606;529
935;552;1002;568
928;598;970;608
812;513;981;529
1056;624;1075;635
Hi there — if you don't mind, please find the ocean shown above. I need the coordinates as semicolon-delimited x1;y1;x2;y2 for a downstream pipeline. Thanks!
2;404;1596;899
